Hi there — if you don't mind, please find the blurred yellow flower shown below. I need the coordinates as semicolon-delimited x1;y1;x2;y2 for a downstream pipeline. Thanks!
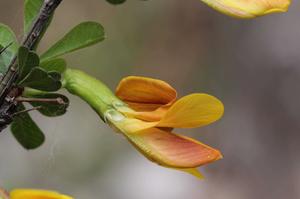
9;189;73;199
200;0;291;18
107;76;224;178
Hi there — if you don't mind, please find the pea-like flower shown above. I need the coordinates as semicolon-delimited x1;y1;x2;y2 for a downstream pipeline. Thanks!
0;188;73;199
200;0;291;18
64;69;224;178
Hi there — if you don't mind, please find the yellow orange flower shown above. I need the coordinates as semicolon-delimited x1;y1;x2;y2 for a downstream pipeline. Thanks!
106;76;224;178
0;188;73;199
63;69;224;178
200;0;291;18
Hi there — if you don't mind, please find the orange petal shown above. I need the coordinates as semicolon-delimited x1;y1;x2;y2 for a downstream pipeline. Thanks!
116;76;177;111
124;128;222;168
157;93;224;128
121;105;171;122
125;102;163;112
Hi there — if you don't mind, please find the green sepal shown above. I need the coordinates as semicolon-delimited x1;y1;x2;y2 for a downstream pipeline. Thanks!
63;68;124;121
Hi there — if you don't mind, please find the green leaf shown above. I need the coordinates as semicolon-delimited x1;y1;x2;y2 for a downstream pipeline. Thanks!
40;58;66;73
106;0;127;4
26;92;69;117
41;22;105;61
0;49;6;73
0;45;13;74
18;46;29;70
0;24;18;52
0;24;18;73
17;46;40;81
24;0;43;33
11;103;45;149
19;67;62;91
48;71;61;81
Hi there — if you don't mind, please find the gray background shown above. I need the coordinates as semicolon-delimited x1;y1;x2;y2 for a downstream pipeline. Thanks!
0;1;299;199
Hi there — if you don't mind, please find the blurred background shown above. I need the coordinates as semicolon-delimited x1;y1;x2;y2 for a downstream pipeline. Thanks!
0;0;299;199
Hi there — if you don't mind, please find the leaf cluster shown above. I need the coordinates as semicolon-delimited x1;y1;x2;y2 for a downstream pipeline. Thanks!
0;0;106;149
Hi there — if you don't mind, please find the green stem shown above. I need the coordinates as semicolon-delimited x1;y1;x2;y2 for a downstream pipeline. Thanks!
63;68;124;121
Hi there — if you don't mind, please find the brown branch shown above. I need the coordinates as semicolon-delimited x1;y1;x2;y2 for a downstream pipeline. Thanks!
0;0;62;103
0;0;62;131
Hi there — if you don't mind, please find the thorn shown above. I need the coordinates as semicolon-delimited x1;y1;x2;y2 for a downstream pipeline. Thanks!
0;42;13;54
11;106;42;117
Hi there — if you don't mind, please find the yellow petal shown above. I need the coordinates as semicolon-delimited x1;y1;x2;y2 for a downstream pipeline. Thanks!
179;168;204;179
10;189;73;199
125;128;222;168
104;109;157;133
116;76;177;111
111;117;157;133
201;0;291;18
157;93;224;128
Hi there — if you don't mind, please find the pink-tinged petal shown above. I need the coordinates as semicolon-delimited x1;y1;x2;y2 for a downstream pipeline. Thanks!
157;93;224;128
124;128;222;168
116;76;177;111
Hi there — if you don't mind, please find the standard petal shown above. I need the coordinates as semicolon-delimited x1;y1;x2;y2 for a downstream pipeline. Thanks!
116;76;177;111
10;189;73;199
157;93;224;128
125;128;222;168
201;0;291;18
